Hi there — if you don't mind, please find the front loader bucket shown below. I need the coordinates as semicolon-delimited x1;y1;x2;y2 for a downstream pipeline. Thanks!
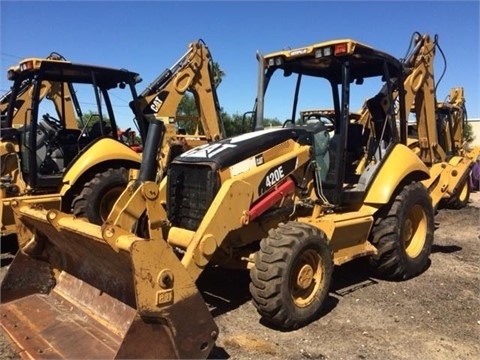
1;203;218;359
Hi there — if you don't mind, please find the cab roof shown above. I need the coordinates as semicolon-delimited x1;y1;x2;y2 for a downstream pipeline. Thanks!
8;58;141;89
263;38;403;83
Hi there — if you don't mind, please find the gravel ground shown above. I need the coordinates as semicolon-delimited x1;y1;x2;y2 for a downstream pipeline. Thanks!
1;192;479;359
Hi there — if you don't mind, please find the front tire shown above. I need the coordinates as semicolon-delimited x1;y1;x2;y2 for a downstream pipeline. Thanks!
249;222;333;330
71;167;128;225
369;181;434;280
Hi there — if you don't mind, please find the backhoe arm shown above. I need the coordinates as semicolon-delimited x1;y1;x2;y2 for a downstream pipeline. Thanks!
401;33;442;165
140;41;225;140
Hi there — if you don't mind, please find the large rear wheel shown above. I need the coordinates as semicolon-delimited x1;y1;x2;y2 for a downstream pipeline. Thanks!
71;167;128;225
249;222;333;330
369;181;434;280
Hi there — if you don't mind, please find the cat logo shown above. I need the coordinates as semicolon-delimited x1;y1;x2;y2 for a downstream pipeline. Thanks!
255;154;264;166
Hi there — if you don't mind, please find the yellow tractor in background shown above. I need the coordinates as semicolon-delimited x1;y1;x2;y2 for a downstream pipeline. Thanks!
415;86;479;208
0;52;147;235
0;32;473;359
0;40;225;236
406;85;478;209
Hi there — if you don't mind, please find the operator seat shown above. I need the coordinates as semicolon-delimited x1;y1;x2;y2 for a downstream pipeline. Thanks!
366;93;391;160
366;93;387;139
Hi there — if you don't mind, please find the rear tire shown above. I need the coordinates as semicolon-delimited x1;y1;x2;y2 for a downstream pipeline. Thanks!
72;167;128;225
249;222;333;330
369;181;434;280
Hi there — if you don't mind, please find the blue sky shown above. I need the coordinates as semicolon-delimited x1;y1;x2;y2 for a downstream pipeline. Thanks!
1;0;479;129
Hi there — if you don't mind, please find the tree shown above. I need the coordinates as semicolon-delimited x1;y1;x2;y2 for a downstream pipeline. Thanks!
177;93;198;117
211;62;225;88
77;110;110;132
463;121;475;144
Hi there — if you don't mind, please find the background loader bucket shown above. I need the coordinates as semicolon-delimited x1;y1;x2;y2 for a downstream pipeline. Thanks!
1;204;218;359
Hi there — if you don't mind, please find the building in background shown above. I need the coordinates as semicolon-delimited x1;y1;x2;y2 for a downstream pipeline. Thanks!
469;118;480;146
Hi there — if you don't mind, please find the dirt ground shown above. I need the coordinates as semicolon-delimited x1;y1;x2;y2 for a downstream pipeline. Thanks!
0;192;479;360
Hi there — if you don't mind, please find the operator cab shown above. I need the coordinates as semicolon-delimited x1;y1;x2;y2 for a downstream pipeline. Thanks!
256;39;406;208
4;58;145;193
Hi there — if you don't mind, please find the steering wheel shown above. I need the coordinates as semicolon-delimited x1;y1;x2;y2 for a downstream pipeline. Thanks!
282;119;294;128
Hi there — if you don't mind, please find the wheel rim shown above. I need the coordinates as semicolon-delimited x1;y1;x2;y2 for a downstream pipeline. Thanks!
403;204;427;258
99;186;125;222
290;249;323;307
458;181;468;202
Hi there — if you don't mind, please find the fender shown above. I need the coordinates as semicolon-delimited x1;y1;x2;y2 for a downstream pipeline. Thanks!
59;138;142;195
364;144;430;205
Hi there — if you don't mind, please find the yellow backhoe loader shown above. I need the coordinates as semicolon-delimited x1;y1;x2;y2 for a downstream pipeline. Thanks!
351;33;476;211
0;33;461;358
405;86;478;209
0;51;145;236
0;40;225;236
419;86;479;208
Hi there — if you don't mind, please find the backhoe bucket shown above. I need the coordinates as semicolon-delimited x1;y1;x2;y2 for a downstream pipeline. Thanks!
1;203;218;359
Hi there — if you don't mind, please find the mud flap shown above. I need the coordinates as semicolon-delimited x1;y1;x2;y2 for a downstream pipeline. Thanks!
1;204;218;359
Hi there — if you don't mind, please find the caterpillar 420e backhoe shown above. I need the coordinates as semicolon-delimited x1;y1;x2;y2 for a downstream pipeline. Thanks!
0;40;225;236
0;33;470;358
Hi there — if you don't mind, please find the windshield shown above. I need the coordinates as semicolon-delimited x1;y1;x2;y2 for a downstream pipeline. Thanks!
260;58;388;129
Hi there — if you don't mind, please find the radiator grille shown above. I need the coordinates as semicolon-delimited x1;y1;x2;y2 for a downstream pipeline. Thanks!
167;163;219;231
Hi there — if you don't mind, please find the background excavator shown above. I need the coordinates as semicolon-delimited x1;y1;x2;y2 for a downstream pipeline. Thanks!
0;40;225;237
0;33;472;359
353;33;477;211
415;86;479;208
299;85;477;211
0;52;146;236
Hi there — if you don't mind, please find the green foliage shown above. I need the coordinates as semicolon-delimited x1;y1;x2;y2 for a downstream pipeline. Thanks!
211;62;225;88
463;121;475;143
177;93;199;117
77;110;110;131
223;112;282;137
263;118;282;128
223;112;246;137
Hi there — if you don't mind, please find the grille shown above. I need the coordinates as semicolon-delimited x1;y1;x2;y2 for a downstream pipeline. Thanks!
167;163;220;231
